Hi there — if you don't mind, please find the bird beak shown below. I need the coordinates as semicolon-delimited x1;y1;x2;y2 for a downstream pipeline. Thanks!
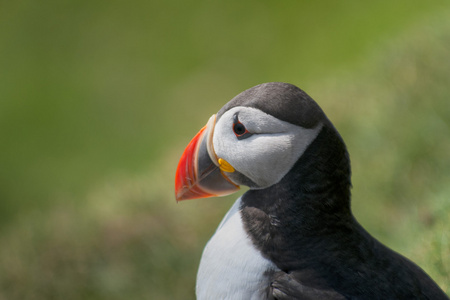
175;115;240;201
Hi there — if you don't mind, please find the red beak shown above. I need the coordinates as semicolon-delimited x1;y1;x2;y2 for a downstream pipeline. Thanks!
175;115;240;201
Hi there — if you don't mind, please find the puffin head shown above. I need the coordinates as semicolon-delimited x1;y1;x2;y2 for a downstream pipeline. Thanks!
175;82;336;201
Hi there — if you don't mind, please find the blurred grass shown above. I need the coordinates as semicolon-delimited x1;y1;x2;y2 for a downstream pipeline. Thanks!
1;0;449;221
1;1;450;299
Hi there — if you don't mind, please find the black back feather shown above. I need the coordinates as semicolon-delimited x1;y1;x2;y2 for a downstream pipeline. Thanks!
235;83;448;299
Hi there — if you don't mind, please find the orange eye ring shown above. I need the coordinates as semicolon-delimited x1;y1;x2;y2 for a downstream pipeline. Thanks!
233;122;247;136
233;114;252;140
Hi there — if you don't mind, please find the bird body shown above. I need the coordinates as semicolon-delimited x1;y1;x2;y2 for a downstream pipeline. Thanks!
175;82;449;299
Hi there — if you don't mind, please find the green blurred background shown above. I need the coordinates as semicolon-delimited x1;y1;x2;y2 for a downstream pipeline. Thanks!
1;0;449;299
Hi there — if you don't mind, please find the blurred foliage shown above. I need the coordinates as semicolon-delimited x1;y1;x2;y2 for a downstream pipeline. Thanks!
1;1;450;299
1;0;449;221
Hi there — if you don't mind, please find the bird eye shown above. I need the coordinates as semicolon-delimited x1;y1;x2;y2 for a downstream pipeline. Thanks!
233;122;247;136
232;114;252;140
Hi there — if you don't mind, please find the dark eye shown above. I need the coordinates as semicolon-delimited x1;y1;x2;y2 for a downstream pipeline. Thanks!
233;122;247;136
232;114;252;140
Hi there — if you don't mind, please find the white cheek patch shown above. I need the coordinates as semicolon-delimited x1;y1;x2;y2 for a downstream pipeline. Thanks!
213;107;323;188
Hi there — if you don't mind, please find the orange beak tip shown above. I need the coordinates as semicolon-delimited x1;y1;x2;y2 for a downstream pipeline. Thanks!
174;116;240;201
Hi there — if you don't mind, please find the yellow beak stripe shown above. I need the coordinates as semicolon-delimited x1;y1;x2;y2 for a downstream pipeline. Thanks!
218;158;235;173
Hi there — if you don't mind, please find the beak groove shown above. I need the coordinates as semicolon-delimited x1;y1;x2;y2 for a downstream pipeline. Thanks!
175;115;240;201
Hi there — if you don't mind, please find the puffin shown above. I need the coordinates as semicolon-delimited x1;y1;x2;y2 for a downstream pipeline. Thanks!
174;82;449;300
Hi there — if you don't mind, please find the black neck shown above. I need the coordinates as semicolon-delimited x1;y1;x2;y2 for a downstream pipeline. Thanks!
239;122;448;298
241;123;355;269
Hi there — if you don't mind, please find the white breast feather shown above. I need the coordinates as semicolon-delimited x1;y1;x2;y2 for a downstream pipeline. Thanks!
196;198;278;300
